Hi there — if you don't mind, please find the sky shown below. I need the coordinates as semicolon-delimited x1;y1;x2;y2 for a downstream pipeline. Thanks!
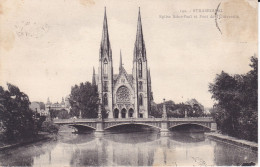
0;0;257;108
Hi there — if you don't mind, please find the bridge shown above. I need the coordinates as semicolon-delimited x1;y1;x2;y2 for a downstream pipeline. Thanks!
53;101;217;134
53;117;217;133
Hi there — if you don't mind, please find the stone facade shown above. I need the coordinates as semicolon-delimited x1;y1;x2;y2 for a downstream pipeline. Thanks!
93;8;153;118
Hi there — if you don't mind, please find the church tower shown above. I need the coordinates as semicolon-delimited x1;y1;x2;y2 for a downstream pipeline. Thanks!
132;8;149;118
98;8;113;116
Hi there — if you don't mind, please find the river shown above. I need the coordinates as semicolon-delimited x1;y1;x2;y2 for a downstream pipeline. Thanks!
0;125;257;166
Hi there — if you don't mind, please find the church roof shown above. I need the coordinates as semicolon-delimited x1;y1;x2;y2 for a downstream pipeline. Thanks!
113;67;134;86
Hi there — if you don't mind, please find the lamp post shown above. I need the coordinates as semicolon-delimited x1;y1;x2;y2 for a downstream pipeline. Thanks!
185;109;187;118
95;98;104;134
160;98;169;135
162;98;167;119
97;98;102;119
79;109;82;119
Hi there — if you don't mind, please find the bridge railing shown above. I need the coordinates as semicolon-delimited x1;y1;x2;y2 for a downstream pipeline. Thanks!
53;117;214;124
168;117;213;122
53;118;98;124
103;118;163;122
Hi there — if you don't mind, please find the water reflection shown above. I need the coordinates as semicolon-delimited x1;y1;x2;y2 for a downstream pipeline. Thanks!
0;128;257;166
0;139;57;166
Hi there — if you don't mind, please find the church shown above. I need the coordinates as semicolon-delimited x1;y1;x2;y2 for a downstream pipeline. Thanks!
92;8;153;119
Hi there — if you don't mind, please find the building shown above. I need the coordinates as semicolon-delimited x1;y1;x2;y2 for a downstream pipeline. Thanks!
93;8;153;119
46;97;70;112
29;101;48;116
29;102;41;113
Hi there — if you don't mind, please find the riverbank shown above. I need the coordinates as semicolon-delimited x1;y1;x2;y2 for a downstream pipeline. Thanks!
205;132;258;152
0;132;56;151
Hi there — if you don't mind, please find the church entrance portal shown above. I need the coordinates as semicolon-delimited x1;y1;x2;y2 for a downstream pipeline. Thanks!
114;109;119;118
129;108;134;118
121;108;127;118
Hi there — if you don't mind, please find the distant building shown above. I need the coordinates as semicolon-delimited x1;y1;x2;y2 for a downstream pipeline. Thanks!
29;101;48;116
29;102;41;112
46;97;70;112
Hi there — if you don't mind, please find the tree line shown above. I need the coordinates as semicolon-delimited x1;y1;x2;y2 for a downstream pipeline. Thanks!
0;84;46;141
150;100;206;118
209;56;257;142
0;83;59;142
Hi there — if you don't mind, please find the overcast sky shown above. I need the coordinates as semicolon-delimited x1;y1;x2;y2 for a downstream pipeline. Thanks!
0;0;257;108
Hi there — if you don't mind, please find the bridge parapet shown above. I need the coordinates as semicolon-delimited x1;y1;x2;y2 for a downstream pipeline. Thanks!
168;117;214;122
104;118;163;122
53;117;217;132
54;118;98;124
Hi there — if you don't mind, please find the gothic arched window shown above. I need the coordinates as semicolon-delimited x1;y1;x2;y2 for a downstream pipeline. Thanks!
104;93;108;106
103;81;108;92
138;59;142;78
104;58;108;75
139;81;143;91
139;94;143;106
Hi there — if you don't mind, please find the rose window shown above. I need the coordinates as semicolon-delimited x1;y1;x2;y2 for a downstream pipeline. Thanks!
116;86;130;103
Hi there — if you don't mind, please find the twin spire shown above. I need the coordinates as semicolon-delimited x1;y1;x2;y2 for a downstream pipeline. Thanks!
100;7;145;62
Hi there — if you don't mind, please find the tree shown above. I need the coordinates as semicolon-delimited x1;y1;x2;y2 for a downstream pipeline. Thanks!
209;56;258;142
41;120;59;134
0;83;39;141
69;82;100;118
150;102;162;118
49;109;70;119
56;109;70;119
49;109;59;119
192;104;204;117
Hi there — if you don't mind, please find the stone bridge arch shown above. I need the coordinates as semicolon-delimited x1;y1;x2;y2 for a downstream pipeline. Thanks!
104;122;162;130
168;122;212;131
57;123;97;131
68;124;97;130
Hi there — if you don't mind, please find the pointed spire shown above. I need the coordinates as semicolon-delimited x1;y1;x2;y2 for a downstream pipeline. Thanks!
134;7;146;61
119;50;122;71
92;67;96;85
136;7;143;43
100;7;112;59
61;97;65;104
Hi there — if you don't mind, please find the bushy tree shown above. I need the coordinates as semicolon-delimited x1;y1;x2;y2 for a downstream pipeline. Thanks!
150;102;162;118
49;109;70;119
41;120;59;134
69;82;101;118
57;109;70;119
209;56;258;142
0;83;39;141
150;100;204;118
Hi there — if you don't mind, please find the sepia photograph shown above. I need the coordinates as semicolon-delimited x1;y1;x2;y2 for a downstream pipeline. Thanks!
0;0;258;166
